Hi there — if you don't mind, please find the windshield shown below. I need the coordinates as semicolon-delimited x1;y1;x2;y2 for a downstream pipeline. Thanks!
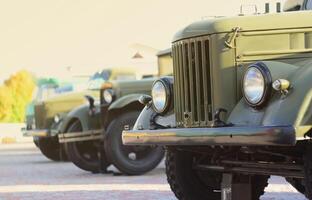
34;84;74;101
283;0;304;11
114;74;136;80
88;70;112;90
35;86;58;101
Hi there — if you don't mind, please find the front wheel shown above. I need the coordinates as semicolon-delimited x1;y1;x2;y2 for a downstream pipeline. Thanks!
166;149;268;200
38;136;66;161
64;121;110;173
104;111;165;175
303;143;312;199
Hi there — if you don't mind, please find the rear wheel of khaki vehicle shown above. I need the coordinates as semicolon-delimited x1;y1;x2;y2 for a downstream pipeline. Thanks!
104;111;165;175
166;149;268;200
65;121;110;173
33;136;39;148
38;137;66;161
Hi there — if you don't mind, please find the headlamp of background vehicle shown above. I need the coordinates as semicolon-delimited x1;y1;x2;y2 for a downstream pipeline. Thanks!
151;78;172;114
54;114;61;123
243;62;272;108
102;89;115;104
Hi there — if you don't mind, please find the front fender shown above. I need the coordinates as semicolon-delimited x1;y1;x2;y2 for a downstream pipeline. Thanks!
58;103;101;133
228;61;312;137
108;94;144;110
133;105;176;130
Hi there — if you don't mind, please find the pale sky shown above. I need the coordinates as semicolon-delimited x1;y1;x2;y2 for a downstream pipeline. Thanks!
0;0;285;83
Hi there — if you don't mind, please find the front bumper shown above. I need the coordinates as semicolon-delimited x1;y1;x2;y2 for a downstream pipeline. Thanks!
22;129;49;137
122;125;296;146
58;129;102;143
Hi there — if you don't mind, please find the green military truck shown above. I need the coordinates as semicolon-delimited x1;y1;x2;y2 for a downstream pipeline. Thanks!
58;78;165;175
58;51;172;174
24;69;137;161
123;2;312;200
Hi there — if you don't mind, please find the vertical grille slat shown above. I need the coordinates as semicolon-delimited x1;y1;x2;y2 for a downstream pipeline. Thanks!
201;40;209;123
194;41;202;123
173;37;213;127
174;45;179;123
188;42;196;123
204;40;213;121
182;44;189;113
172;45;180;123
178;44;185;120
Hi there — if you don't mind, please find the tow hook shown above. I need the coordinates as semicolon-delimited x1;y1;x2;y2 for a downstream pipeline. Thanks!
213;108;233;127
139;95;152;106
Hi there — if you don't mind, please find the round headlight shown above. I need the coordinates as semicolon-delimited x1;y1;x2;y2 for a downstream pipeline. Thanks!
243;63;272;107
152;79;171;114
103;89;114;104
54;115;60;123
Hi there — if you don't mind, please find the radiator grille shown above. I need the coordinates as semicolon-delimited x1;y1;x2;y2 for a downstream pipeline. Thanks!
34;104;49;129
172;37;213;127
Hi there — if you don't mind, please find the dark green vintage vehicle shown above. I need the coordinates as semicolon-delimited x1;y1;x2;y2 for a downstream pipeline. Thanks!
123;2;312;200
58;78;165;175
57;50;172;174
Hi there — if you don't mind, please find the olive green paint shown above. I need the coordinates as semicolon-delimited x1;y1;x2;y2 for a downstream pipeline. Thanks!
124;10;312;145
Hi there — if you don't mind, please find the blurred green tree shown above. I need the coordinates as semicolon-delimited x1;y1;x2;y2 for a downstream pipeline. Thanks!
0;70;35;122
0;85;14;122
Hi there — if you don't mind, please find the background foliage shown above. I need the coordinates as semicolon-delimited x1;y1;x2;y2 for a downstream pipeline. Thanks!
0;71;35;122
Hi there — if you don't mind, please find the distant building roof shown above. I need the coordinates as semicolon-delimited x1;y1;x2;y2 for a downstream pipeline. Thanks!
157;48;172;57
132;52;144;59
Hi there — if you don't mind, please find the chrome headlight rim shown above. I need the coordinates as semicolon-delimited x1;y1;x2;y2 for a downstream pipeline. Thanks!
151;78;172;114
102;89;115;104
242;62;272;108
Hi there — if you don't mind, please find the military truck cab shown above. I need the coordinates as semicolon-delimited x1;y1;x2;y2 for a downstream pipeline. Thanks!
123;7;312;200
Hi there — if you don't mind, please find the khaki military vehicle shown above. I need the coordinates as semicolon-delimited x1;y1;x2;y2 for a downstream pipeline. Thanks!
24;69;137;161
123;1;312;199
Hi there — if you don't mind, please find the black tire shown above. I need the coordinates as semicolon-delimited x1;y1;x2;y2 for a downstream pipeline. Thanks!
286;178;305;194
38;136;64;161
64;121;110;173
33;136;39;148
166;149;268;200
104;111;165;175
303;143;312;199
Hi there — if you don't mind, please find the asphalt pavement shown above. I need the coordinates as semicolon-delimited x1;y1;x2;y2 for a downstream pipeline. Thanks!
0;142;307;200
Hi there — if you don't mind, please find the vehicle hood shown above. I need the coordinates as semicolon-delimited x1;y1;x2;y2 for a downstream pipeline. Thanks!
173;11;312;42
33;90;99;129
111;78;156;97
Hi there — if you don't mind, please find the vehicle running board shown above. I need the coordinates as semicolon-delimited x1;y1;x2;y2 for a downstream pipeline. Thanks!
58;129;103;143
